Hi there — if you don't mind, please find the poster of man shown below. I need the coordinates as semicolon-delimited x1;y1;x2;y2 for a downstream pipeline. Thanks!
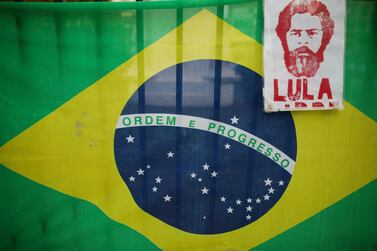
263;0;345;111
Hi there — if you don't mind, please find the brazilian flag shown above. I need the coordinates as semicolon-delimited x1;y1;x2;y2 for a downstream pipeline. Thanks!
0;0;376;250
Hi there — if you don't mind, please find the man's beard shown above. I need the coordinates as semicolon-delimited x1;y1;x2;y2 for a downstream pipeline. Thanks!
284;46;322;78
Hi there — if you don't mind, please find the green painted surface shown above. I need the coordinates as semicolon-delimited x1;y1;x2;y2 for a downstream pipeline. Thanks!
251;179;377;251
344;0;377;121
0;165;160;251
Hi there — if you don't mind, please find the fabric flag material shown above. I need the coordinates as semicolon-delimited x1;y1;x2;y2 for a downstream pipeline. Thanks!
0;1;376;250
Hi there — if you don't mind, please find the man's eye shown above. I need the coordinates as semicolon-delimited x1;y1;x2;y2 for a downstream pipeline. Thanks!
290;30;301;37
306;30;319;37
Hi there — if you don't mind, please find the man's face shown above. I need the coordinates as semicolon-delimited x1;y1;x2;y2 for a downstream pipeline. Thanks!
286;13;323;53
283;13;324;77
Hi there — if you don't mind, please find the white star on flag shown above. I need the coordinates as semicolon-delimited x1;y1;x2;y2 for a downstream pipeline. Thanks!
202;163;210;171
129;176;135;182
264;178;272;186
210;171;218;177
227;207;234;213
246;215;251;220
247;198;252;203
155;176;162;183
246;205;253;212
224;143;231;149
163;194;172;202
152;186;158;192
256;198;261;203
230;115;239;124
236;199;242;205
146;165;151;169
268;187;275;194
190;172;197;178
201;187;209;194
264;194;270;200
167;151;174;158
279;180;285;186
198;178;202;182
220;196;226;202
136;168;145;175
126;135;135;143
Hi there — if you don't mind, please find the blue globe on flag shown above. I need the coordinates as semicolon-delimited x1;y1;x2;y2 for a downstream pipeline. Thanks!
114;60;297;234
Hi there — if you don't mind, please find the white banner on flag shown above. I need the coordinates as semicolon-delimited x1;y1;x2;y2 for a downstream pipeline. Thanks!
263;0;345;112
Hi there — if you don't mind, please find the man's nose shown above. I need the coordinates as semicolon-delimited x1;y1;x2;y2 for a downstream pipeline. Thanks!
297;32;310;45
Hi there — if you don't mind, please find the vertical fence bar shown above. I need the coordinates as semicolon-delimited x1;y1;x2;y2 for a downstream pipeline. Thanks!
136;0;147;207
208;4;224;233
175;6;183;230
